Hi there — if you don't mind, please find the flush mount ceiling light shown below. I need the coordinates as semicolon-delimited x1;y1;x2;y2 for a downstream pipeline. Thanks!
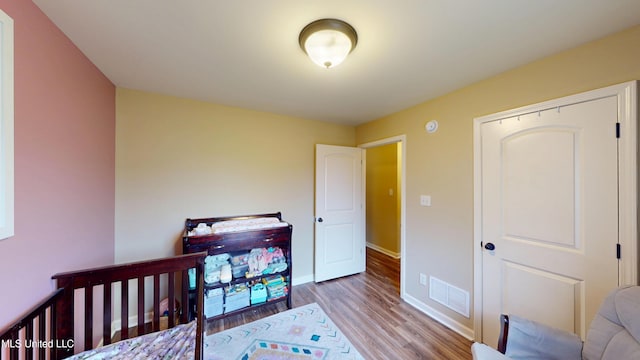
299;18;358;69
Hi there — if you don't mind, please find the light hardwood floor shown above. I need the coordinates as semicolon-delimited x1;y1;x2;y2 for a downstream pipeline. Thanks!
206;248;473;359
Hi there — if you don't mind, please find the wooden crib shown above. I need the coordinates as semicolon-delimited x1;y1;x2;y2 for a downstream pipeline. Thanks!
0;252;206;360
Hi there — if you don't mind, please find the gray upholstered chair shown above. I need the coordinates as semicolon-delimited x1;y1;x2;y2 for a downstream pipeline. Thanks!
471;286;640;359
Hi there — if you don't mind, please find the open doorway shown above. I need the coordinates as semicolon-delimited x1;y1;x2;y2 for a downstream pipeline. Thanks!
360;135;406;297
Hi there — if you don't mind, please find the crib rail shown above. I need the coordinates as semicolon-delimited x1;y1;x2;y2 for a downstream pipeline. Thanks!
1;253;205;359
0;288;63;360
52;252;205;359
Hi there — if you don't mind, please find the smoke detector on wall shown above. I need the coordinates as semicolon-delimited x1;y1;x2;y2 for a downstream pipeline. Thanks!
425;120;438;133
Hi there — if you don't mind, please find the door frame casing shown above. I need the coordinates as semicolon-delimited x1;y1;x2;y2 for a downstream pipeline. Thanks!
472;81;638;341
359;135;407;297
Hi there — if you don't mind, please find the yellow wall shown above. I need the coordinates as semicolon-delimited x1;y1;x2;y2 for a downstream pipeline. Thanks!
115;89;355;282
365;143;399;255
355;25;640;331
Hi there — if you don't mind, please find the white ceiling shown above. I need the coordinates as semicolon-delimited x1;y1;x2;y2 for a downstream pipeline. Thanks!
33;0;640;126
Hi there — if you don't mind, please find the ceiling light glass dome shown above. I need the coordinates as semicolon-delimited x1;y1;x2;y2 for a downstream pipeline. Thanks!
299;19;358;69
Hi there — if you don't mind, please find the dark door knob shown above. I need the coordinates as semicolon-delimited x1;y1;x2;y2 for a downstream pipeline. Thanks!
484;242;495;251
317;217;323;223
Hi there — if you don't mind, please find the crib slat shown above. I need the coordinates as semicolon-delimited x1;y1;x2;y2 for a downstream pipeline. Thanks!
38;308;46;359
153;275;160;332
137;276;144;334
9;331;18;359
25;319;33;360
84;287;93;350
181;269;189;324
51;294;59;359
121;280;129;340
103;282;112;346
168;272;175;328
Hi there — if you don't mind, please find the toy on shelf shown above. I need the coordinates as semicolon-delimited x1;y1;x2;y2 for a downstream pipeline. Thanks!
204;288;224;318
220;264;232;283
204;254;230;284
224;283;250;313
262;275;288;301
250;283;267;305
246;247;288;278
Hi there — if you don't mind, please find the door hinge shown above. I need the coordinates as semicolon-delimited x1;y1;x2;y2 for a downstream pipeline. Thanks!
616;243;621;259
616;123;621;138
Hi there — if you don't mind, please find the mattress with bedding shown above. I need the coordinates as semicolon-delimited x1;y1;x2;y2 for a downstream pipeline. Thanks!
66;321;197;360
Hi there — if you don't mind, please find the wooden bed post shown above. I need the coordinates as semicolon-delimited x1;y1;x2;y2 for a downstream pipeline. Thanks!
54;277;75;360
195;258;205;360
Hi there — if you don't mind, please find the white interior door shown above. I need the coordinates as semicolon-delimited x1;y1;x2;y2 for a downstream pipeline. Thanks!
315;144;365;282
479;95;620;346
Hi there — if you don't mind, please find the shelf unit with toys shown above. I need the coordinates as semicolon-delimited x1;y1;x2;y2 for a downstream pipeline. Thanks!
182;212;292;321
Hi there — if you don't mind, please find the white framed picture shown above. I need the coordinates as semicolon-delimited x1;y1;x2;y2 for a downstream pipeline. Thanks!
0;8;14;240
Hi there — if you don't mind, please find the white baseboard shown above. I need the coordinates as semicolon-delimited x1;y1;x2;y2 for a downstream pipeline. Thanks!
366;242;401;259
402;292;474;340
292;274;314;286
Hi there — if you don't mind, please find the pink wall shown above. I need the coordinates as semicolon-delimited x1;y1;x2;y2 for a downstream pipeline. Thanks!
0;1;115;327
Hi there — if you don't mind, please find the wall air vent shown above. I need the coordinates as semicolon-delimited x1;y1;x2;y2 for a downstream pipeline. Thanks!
429;276;470;318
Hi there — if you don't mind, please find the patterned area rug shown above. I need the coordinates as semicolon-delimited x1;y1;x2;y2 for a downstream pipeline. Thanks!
204;303;364;360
